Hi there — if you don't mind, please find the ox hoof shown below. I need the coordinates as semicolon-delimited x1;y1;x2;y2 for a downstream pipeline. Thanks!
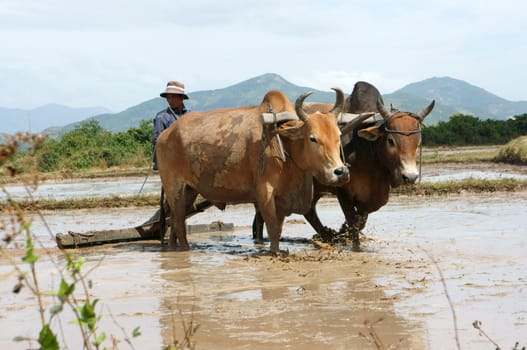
351;238;361;252
312;226;338;244
165;239;190;251
270;249;289;258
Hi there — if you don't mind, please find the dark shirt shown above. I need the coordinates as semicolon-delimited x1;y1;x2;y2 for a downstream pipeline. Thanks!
152;105;188;145
151;105;188;169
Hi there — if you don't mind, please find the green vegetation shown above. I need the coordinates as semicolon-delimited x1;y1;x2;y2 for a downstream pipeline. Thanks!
1;133;143;349
10;120;153;174
1;132;199;349
422;113;527;146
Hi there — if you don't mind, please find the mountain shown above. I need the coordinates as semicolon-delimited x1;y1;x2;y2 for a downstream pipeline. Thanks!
0;104;111;134
187;73;334;111
67;74;527;133
3;74;527;137
384;77;527;124
60;73;336;133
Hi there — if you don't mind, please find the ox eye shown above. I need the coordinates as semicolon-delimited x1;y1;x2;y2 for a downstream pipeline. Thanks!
309;135;318;143
387;137;395;147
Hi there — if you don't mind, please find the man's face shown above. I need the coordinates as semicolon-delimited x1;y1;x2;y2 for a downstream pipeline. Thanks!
166;94;184;109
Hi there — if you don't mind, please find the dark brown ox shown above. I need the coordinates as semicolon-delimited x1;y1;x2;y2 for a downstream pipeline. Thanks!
155;89;349;253
253;81;435;247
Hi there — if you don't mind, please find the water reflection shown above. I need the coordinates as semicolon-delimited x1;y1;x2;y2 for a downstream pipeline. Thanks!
153;229;424;349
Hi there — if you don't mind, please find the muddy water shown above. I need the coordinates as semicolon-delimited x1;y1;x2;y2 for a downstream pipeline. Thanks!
0;176;162;201
1;192;526;349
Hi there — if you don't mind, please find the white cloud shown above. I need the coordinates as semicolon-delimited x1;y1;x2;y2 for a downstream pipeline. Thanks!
293;70;408;95
1;0;527;110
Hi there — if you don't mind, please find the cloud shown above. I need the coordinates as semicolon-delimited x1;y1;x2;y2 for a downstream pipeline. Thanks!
1;0;527;110
293;70;409;95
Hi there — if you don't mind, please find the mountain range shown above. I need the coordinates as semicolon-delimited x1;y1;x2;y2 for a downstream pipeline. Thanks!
0;104;110;135
2;74;527;137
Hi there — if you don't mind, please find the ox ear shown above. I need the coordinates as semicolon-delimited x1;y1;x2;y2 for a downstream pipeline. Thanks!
273;120;304;140
357;125;382;141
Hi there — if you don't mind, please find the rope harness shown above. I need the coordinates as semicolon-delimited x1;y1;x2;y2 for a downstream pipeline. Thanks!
258;102;288;175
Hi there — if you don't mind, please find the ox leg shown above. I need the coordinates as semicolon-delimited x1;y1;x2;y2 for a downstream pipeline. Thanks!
356;213;368;231
167;184;197;250
256;199;284;253
304;193;339;241
335;189;363;248
167;185;186;249
267;213;285;254
303;193;323;232
252;206;265;244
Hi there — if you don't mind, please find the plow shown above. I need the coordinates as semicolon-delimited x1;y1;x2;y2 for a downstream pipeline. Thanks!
55;199;233;249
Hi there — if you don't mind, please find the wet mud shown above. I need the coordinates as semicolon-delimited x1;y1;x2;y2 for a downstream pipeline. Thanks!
1;192;526;349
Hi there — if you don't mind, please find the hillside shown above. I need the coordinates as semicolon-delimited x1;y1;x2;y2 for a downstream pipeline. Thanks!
62;75;527;133
385;77;527;124
4;74;527;136
60;73;335;133
187;73;334;111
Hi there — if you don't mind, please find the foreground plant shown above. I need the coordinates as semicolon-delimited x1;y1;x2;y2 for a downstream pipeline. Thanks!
1;133;141;349
472;320;525;350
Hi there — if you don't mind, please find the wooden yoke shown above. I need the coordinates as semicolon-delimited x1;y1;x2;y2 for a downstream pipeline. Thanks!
261;112;299;124
258;111;378;174
337;112;380;125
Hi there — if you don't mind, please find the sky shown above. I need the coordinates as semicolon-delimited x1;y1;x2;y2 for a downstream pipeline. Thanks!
1;0;527;112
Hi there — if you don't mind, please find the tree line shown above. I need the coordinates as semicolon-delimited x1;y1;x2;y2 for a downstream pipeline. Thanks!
9;113;527;173
30;120;154;172
422;113;527;146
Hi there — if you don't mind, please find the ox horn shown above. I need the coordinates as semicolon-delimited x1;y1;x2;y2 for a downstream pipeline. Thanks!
329;87;345;116
295;91;313;121
377;98;394;121
340;112;376;136
416;100;436;122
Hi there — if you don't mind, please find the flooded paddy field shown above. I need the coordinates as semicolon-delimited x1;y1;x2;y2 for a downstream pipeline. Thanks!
1;189;526;349
2;161;527;201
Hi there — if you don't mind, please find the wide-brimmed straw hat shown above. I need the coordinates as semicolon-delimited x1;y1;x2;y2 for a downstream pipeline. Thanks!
160;81;189;99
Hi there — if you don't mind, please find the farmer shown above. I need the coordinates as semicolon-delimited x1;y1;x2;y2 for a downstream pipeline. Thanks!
147;80;199;243
151;80;189;170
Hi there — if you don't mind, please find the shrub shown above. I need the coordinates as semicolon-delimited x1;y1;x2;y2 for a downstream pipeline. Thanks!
494;136;527;165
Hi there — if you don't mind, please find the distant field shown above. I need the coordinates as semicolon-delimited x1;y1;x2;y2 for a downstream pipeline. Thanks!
421;145;499;163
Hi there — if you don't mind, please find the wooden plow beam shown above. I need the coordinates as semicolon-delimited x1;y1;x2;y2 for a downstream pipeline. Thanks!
55;199;233;249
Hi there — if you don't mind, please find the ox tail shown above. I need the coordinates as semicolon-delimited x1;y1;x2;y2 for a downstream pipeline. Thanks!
159;187;166;245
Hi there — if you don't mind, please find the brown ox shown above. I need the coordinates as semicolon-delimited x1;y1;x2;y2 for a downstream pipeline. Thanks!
253;81;435;247
155;89;350;253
